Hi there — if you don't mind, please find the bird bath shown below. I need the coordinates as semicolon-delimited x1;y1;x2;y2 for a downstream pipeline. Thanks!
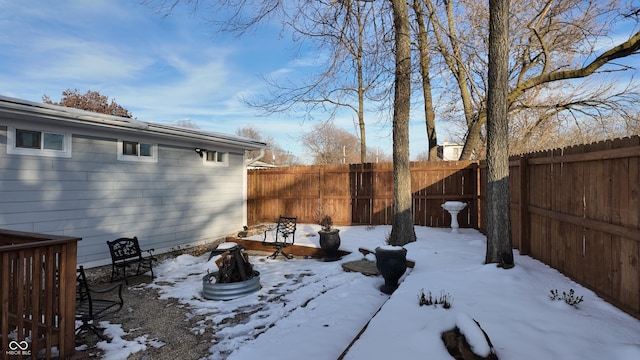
442;201;467;233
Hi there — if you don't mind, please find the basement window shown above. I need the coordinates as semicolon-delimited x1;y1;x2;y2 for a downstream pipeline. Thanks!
7;127;72;158
117;140;157;162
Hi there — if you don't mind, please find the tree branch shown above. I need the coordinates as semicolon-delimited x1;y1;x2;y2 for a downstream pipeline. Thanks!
510;31;640;102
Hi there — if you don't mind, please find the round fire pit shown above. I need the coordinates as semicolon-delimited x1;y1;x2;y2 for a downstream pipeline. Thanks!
202;271;261;301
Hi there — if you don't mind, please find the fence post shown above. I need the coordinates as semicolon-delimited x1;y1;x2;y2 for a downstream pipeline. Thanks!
477;161;483;231
519;156;530;255
318;166;324;223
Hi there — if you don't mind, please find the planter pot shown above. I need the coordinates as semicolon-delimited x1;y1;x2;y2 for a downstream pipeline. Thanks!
318;229;341;261
375;246;408;294
202;271;261;301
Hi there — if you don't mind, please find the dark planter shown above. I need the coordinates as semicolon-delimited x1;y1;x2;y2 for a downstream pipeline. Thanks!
318;229;341;261
375;246;408;294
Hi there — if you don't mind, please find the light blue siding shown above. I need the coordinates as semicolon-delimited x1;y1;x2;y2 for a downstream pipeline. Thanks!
1;126;249;267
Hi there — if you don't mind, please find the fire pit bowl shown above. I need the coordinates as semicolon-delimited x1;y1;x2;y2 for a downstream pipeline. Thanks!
202;270;261;301
203;243;261;300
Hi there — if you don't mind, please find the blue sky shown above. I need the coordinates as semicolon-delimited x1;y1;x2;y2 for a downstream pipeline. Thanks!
0;0;415;163
2;1;638;164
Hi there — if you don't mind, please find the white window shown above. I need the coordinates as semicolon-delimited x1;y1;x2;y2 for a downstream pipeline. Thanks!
204;150;228;166
6;127;72;158
117;140;157;162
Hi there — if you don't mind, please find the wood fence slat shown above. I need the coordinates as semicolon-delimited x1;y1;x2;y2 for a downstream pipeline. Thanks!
611;235;622;312
629;154;640;231
619;238;640;313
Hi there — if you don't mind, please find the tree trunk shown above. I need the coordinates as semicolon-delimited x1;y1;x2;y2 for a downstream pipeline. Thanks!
424;0;477;146
358;65;366;163
389;0;416;246
485;0;513;267
357;5;367;164
460;111;486;160
412;0;439;161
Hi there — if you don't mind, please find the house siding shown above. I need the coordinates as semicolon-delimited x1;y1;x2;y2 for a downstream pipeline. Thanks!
1;123;250;268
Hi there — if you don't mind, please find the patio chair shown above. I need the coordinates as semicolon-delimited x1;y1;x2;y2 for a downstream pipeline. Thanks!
263;216;297;259
107;237;156;284
76;266;124;341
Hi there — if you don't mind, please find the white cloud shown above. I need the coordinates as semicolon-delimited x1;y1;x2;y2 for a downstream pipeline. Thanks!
24;37;152;82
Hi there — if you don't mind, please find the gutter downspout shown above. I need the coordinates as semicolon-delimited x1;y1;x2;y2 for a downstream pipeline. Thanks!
244;148;266;166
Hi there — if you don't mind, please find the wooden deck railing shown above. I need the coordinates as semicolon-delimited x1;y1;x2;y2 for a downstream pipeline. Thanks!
1;229;81;360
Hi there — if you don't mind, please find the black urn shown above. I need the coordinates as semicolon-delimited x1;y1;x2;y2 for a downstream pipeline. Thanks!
375;246;408;294
318;229;341;261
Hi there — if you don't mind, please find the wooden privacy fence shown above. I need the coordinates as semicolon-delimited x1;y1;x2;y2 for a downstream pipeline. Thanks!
247;161;478;228
247;136;639;319
1;229;80;360
498;136;640;318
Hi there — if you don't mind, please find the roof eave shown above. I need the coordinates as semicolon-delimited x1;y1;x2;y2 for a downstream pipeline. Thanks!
0;95;267;151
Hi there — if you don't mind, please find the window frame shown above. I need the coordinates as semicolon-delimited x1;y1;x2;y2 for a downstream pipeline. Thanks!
203;150;229;167
6;127;72;158
117;139;158;163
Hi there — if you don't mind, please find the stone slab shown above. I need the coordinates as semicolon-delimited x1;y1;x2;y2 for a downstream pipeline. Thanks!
342;259;379;276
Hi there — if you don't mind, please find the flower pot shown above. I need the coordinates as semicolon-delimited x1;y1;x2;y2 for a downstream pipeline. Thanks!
318;229;341;261
375;246;408;294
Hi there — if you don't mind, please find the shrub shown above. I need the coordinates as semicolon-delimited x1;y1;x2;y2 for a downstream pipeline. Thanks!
419;289;452;309
318;215;333;231
549;289;584;308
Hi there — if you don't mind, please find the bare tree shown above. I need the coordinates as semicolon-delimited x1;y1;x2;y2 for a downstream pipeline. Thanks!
43;89;133;118
301;121;361;165
423;0;480;153
300;121;392;165
421;0;640;159
367;146;392;163
242;0;391;164
485;0;514;267
621;110;640;135
172;119;200;129
509;81;640;153
236;126;295;165
151;0;416;244
200;2;394;166
412;0;439;160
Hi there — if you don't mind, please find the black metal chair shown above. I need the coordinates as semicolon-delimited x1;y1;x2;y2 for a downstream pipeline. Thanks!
107;237;155;284
76;266;124;341
263;216;297;259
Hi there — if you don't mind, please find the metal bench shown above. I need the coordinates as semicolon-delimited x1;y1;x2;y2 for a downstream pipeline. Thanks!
107;237;156;284
75;266;124;340
263;216;297;259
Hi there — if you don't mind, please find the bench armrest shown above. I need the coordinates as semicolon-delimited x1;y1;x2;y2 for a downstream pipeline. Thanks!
144;248;156;260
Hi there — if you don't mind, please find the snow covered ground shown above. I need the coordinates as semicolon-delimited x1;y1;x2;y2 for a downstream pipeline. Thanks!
91;225;640;359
